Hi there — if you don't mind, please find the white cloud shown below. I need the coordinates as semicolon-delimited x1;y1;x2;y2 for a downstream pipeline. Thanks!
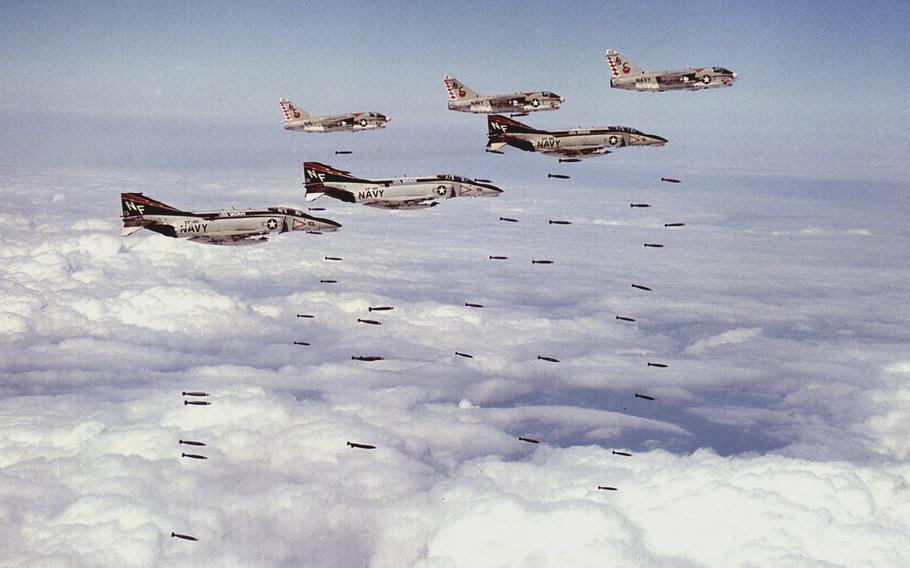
1;164;909;565
685;327;762;355
3;391;909;567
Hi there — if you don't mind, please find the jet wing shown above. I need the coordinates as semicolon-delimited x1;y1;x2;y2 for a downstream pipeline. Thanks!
320;116;352;128
656;71;696;85
121;217;153;237
486;140;508;152
487;95;523;106
362;197;440;210
187;235;269;246
542;146;612;158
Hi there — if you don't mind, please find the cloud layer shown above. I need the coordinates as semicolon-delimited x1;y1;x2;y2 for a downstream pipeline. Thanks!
2;389;908;567
1;163;908;566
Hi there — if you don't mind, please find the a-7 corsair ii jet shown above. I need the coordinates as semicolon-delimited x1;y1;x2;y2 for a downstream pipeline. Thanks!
486;115;666;159
120;193;341;245
444;75;563;116
605;49;736;92
304;162;502;209
279;98;389;132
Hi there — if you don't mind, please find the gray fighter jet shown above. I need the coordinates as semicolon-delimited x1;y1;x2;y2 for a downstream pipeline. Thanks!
443;75;563;115
120;193;341;246
279;98;389;132
486;115;666;159
605;49;736;92
303;162;502;209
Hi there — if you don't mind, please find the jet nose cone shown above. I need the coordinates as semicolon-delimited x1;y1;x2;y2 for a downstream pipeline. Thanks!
630;133;667;146
473;182;503;196
299;214;342;232
647;134;668;145
731;72;738;80
559;96;566;103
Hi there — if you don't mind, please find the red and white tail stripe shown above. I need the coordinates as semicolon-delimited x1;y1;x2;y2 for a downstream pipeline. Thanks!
279;98;301;121
606;53;620;77
443;77;457;100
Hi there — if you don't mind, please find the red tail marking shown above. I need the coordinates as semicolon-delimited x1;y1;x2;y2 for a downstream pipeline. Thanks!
123;194;180;211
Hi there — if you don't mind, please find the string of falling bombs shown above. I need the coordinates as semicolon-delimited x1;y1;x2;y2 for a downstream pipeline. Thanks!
301;200;559;452
619;177;688;420
296;199;571;450
293;247;388;451
506;178;685;490
170;390;211;544
290;183;675;484
172;156;358;542
303;250;391;361
296;191;683;494
467;208;638;489
489;181;689;492
301;159;392;449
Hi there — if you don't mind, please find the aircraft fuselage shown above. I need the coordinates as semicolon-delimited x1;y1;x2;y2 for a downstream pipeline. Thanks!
610;68;736;92
304;164;502;209
284;113;389;133
448;92;563;114
317;178;502;209
122;199;340;245
488;121;667;158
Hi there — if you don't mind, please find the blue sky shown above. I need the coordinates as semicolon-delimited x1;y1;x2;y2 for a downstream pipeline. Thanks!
2;1;909;180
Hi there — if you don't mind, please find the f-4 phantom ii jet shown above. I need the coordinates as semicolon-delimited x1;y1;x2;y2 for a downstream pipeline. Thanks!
120;193;341;246
279;98;389;132
486;115;666;159
303;162;502;210
605;49;737;92
444;75;563;116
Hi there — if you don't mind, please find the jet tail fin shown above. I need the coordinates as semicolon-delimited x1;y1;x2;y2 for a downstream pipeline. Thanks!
304;162;364;182
443;75;480;101
605;49;641;77
121;193;180;236
304;162;367;200
487;114;541;136
279;98;310;124
121;193;183;218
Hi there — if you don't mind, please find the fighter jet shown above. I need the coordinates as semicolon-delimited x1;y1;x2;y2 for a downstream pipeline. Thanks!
279;98;389;132
605;49;736;92
444;75;563;115
303;162;502;210
120;193;341;246
487;115;666;159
